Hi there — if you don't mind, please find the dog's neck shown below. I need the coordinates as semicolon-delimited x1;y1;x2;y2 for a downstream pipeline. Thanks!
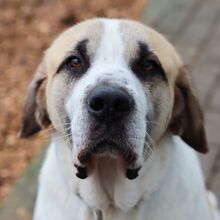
53;133;174;213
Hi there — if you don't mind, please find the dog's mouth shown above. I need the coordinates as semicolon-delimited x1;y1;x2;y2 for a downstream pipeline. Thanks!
89;139;121;154
78;138;137;164
74;138;141;180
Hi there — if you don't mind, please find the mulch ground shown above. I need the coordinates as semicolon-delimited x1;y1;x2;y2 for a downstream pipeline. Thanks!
0;0;147;202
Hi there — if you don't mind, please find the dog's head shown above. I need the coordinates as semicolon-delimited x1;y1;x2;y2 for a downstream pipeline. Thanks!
20;18;208;179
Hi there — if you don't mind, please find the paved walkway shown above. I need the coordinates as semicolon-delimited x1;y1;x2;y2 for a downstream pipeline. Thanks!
143;0;220;201
0;151;44;220
0;0;220;219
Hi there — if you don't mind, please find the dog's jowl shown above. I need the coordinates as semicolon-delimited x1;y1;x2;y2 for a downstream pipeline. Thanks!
20;18;219;220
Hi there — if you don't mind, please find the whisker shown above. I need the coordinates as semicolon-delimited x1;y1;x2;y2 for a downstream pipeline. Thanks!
54;133;73;144
56;132;72;138
143;140;154;159
147;121;161;125
128;135;154;160
39;125;72;137
145;131;155;146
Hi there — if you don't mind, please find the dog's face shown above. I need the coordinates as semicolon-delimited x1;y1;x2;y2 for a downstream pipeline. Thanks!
20;18;208;179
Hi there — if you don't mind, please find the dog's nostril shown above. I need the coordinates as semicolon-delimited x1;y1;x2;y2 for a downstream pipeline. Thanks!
89;97;105;112
113;98;130;113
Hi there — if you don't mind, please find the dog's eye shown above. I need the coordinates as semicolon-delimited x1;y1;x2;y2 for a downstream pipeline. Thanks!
132;57;167;81
67;56;82;69
142;60;156;72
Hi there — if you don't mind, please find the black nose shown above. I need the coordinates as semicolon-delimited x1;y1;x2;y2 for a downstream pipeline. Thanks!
87;85;133;123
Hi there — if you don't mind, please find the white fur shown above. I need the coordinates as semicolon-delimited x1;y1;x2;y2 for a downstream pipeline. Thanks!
33;135;218;220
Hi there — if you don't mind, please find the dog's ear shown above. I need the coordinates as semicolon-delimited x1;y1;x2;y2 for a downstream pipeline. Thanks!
169;67;208;153
19;59;51;138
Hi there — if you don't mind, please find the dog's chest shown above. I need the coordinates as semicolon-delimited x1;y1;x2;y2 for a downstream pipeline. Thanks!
78;155;142;212
79;156;122;208
82;205;141;220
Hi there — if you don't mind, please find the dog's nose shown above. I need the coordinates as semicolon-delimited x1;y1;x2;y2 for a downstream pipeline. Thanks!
87;85;133;123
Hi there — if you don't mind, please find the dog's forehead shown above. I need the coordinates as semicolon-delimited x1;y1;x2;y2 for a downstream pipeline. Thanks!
45;18;182;82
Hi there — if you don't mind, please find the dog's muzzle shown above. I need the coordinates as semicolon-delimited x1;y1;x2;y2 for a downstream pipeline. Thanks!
74;85;141;180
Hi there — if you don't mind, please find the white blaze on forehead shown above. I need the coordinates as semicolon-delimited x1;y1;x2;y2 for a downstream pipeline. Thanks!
95;19;125;65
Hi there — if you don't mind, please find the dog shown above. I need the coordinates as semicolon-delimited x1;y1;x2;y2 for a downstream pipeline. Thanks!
20;18;220;220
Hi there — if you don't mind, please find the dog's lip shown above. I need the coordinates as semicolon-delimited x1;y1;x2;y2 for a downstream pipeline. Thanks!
77;138;121;165
89;139;119;154
77;138;137;165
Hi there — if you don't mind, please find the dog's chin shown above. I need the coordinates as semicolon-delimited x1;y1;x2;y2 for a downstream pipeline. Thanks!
74;139;142;180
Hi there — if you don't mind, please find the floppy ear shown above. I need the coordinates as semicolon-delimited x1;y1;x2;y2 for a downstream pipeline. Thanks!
19;60;51;138
169;67;208;153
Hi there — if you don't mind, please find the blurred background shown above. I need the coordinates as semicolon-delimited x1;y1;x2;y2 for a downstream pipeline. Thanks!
0;0;220;219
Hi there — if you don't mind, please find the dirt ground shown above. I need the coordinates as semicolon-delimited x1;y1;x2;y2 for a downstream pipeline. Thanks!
0;0;147;202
